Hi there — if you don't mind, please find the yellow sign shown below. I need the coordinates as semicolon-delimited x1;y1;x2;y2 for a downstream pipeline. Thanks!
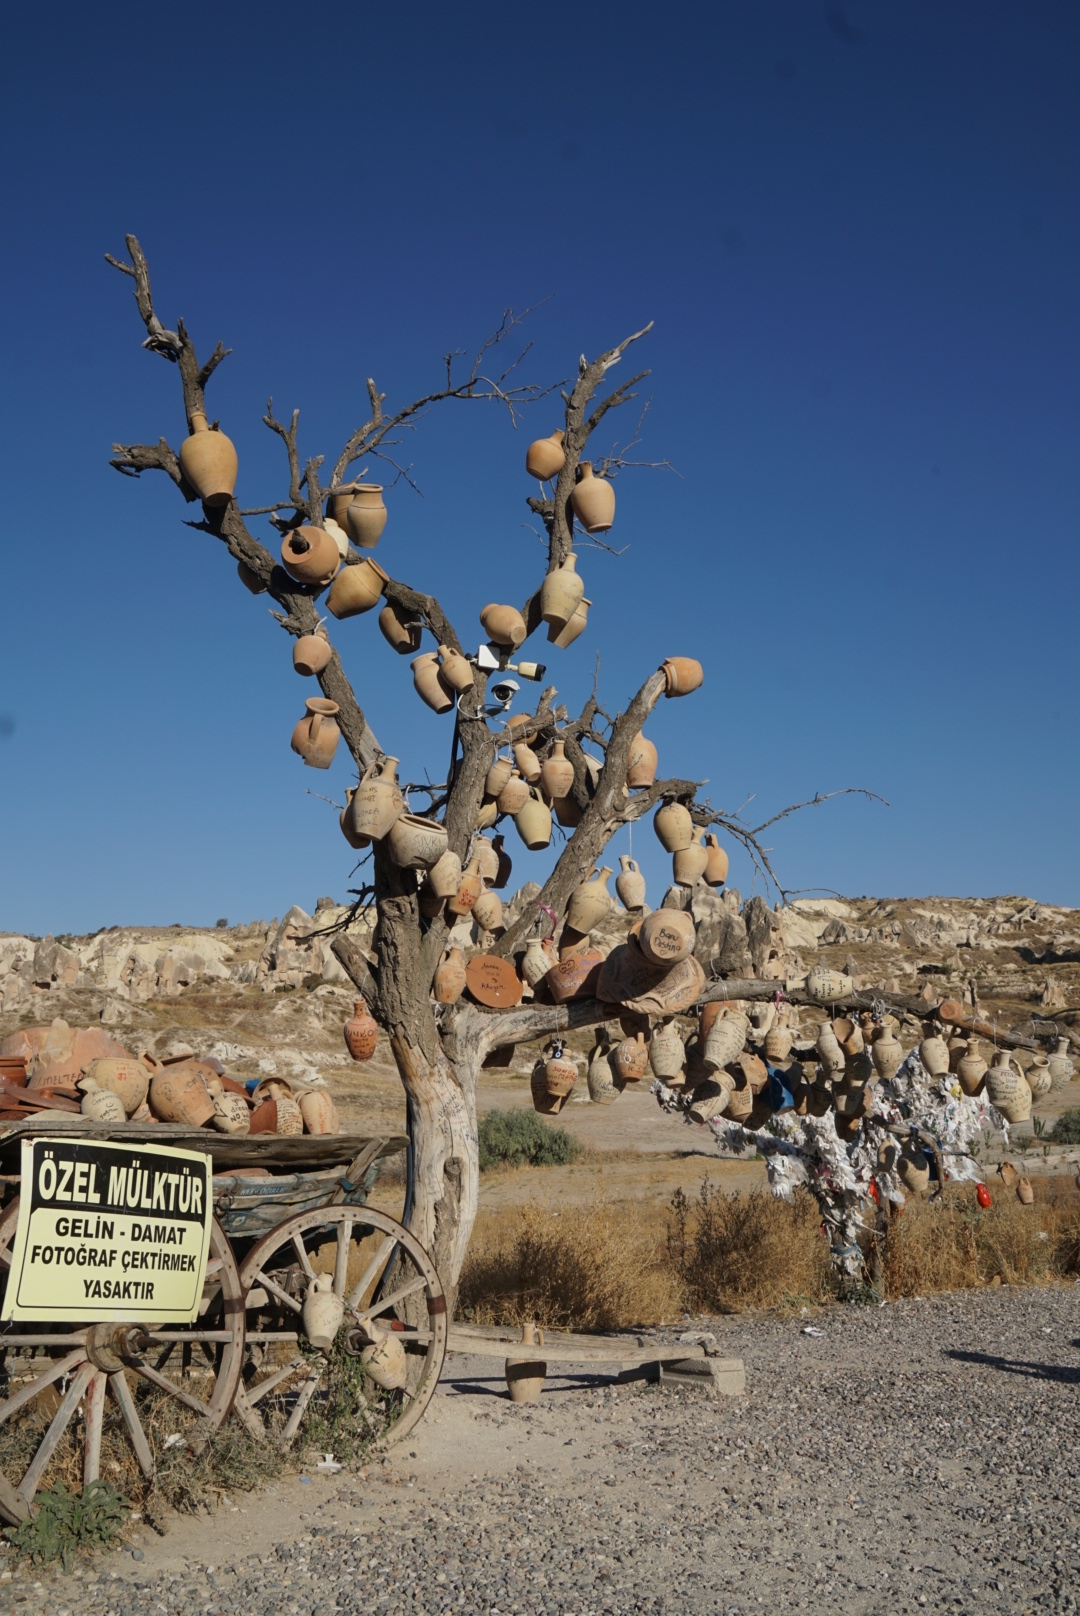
2;1138;213;1324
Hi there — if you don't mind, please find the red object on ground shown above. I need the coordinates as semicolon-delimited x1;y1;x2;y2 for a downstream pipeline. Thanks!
976;1183;992;1208
868;1179;881;1204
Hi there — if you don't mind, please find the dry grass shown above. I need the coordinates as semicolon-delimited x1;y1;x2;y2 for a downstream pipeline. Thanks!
460;1175;1080;1330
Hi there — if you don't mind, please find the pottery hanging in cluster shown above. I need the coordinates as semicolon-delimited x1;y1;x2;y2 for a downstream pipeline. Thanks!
566;868;614;933
412;652;455;714
673;832;708;887
702;835;729;887
281;525;340;588
344;484;387;548
514;788;553;851
540;740;575;799
525;430;566;481
291;698;341;769
616;855;646;911
327;557;388;620
178;412;238;507
654;800;693;853
480;603;527;649
387;812;448;872
293;624;333;677
626;733;657;789
569;462;615;534
378;602;423;655
549;596;591;649
540;554;585;640
434;947;467;1005
349;757;404;841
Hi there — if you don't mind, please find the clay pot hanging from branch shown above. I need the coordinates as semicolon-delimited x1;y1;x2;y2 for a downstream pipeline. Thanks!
480;603;527;649
293;624;333;677
548;596;591;648
434;947;467;1005
540;554;585;636
412;652;455;713
626;733;658;789
378;602;423;655
281;525;341;588
660;657;704;697
344;998;378;1061
178;412;238;506
291;698;341;769
566;867;614;933
702;834;729;887
387;813;448;872
654;801;694;853
525;429;565;481
540;739;575;800
673;832;709;887
437;644;473;694
616;856;646;911
514;789;552;850
349;756;404;841
327;557;389;619
569;462;615;534
345;484;387;548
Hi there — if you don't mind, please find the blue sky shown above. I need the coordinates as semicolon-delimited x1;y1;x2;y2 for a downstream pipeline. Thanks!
1;0;1077;933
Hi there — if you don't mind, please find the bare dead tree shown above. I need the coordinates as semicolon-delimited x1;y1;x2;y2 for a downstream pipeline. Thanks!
107;236;872;1306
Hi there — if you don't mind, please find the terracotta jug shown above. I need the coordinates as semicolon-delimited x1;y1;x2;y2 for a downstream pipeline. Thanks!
299;1089;339;1135
361;1327;408;1389
434;947;467;1004
1048;1037;1075;1089
149;1062;216;1126
472;890;504;933
612;1033;649;1082
496;770;530;816
639;907;696;966
448;856;484;916
1016;1176;1035;1207
660;657;704;697
806;968;854;1003
291;698;341;769
985;1052;1030;1122
553;791;583;828
302;1272;344;1352
626;733;658;790
764;1026;794;1064
349;756;404;841
505;1323;546;1403
437;644;473;694
344;999;378;1061
919;1032;950;1077
327;557;389;619
956;1039;987;1096
237;559;266;594
418;877;445;919
654;801;694;853
324;516;350;559
570;462;615;533
540;739;575;799
525;429;565;481
514;789;552;850
703;835;729;888
513;738;542;783
673;833;709;887
522;938;554;988
540;554;585;630
211;1091;251;1134
871;1027;904;1082
703;1016;746;1072
475;798;499;831
427;848;463;899
178;412;238;506
340;789;371;850
480;603;527;649
293;627;333;677
587;1034;619;1103
543;1043;578;1097
1025;1057;1052;1099
566;867;614;933
816;1021;846;1076
616;855;646;911
548;595;591;649
474;837;501;884
346;484;387;548
79;1082;126;1123
281;525;340;587
378;602;423;655
546;947;603;1004
485;755;514;798
412;651;455;713
649;1022;686;1082
897;1147;930;1196
388;813;448;871
328;482;360;529
83;1055;151;1115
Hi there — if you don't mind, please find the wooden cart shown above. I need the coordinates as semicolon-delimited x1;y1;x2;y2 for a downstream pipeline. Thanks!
0;1118;446;1525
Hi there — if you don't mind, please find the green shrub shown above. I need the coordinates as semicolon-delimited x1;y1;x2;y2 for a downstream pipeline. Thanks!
477;1109;583;1171
1049;1109;1080;1143
5;1481;128;1572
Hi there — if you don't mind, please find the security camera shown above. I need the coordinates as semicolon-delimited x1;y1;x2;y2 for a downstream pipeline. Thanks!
489;678;520;707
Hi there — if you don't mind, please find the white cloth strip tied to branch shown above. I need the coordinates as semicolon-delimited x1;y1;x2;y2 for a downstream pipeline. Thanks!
653;1051;1010;1281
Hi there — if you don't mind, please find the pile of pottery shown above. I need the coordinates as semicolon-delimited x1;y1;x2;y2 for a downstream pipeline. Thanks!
0;1021;340;1136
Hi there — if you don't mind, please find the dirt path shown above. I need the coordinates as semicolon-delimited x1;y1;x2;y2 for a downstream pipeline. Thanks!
17;1283;1080;1615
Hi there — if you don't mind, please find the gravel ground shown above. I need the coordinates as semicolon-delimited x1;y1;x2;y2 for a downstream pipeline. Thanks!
7;1284;1080;1616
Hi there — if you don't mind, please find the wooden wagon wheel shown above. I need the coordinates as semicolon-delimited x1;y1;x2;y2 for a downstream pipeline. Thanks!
235;1206;446;1451
0;1198;244;1524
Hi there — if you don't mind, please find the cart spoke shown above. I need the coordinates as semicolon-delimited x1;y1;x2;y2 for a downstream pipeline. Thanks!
149;1331;234;1343
246;1356;308;1406
83;1372;106;1486
356;1274;427;1322
280;1365;323;1443
252;1269;303;1314
108;1372;154;1479
347;1234;397;1310
332;1218;353;1297
132;1360;213;1418
291;1236;316;1281
0;1347;87;1429
19;1363;94;1506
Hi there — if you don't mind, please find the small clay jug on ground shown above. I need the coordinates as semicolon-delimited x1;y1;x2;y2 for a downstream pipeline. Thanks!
303;1272;344;1352
702;835;729;887
480;603;527;649
349;756;404;841
673;834;709;887
570;462;615;533
378;602;422;655
638;908;696;966
345;484;387;547
514;790;552;851
281;525;340;587
616;855;647;911
293;628;333;677
344;999;378;1062
178;412;238;506
1016;1176;1035;1207
300;1089;340;1135
654;801;694;853
626;733;658;789
540;740;575;800
291;698;341;769
412;651;455;713
388;813;448;871
327;557;389;619
540;554;585;631
985;1052;1031;1122
505;1323;546;1403
566;867;614;933
434;948;467;1004
525;429;565;481
660;657;704;697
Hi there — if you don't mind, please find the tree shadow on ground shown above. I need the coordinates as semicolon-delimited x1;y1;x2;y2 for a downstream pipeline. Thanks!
946;1349;1080;1384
